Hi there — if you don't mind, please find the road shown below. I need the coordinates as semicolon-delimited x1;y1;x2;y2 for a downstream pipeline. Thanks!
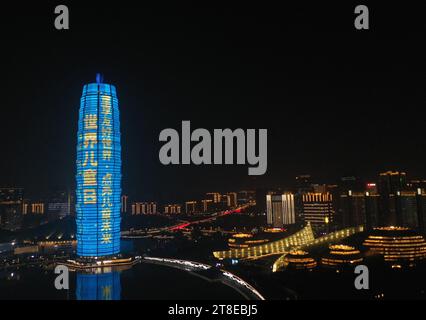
141;256;265;300
122;206;247;239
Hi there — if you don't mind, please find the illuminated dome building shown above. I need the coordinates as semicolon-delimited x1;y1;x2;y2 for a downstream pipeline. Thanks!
283;250;317;271
227;228;286;249
363;226;426;267
228;233;269;248
321;245;363;268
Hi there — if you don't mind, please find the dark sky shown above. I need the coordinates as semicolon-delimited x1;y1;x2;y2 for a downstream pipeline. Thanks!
1;3;425;201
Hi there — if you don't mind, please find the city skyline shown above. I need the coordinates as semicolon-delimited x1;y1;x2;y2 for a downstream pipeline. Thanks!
1;2;426;304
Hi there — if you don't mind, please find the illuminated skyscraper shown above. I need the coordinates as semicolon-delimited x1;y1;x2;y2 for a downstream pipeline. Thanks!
302;192;334;232
266;193;296;227
76;75;121;257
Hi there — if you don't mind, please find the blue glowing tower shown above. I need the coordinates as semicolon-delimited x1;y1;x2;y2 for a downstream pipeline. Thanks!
76;271;121;300
76;75;121;257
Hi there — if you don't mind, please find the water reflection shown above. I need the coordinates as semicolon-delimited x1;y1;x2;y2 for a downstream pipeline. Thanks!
76;269;121;300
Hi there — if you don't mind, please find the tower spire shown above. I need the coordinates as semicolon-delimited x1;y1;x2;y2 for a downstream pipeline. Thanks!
96;73;103;84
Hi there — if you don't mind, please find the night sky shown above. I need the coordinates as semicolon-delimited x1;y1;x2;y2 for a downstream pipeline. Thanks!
1;3;425;201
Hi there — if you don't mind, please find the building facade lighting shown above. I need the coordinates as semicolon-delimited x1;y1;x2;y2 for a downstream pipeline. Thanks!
76;76;121;257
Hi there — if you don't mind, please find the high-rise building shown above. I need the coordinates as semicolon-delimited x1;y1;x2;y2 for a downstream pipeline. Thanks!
226;192;238;208
23;201;45;215
340;189;382;230
76;75;121;257
164;204;182;214
417;189;426;234
131;202;157;215
340;191;366;228
365;192;380;229
396;191;419;229
121;195;128;214
255;188;267;214
47;189;73;220
206;192;221;203
302;192;334;232
366;183;378;194
0;188;24;231
201;199;213;212
237;190;256;205
185;201;198;215
379;171;407;195
378;171;409;226
31;203;45;214
266;193;296;227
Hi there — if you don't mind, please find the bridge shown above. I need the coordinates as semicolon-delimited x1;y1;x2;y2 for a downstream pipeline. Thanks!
272;225;365;272
142;256;265;300
122;207;247;239
213;223;315;260
213;224;365;263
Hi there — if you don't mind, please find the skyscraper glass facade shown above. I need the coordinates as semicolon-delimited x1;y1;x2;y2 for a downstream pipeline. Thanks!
76;78;121;257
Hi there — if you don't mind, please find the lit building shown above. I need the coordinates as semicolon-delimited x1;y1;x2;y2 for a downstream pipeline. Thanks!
379;171;407;195
76;75;121;257
312;184;328;194
266;193;296;227
417;189;426;234
131;202;157;215
47;191;70;220
201;199;213;212
302;192;334;231
366;182;378;194
408;179;426;191
340;191;367;228
31;203;45;215
227;229;286;249
283;250;317;271
321;244;363;268
0;188;24;231
375;171;425;229
378;171;408;226
206;192;221;203
185;201;198;215
396;191;419;229
365;192;380;229
164;204;182;214
23;201;45;215
237;190;256;205
363;226;426;267
121;195;128;214
227;192;238;208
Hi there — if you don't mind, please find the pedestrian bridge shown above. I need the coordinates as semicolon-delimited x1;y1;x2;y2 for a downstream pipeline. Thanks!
142;256;265;300
213;224;364;262
213;223;315;260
